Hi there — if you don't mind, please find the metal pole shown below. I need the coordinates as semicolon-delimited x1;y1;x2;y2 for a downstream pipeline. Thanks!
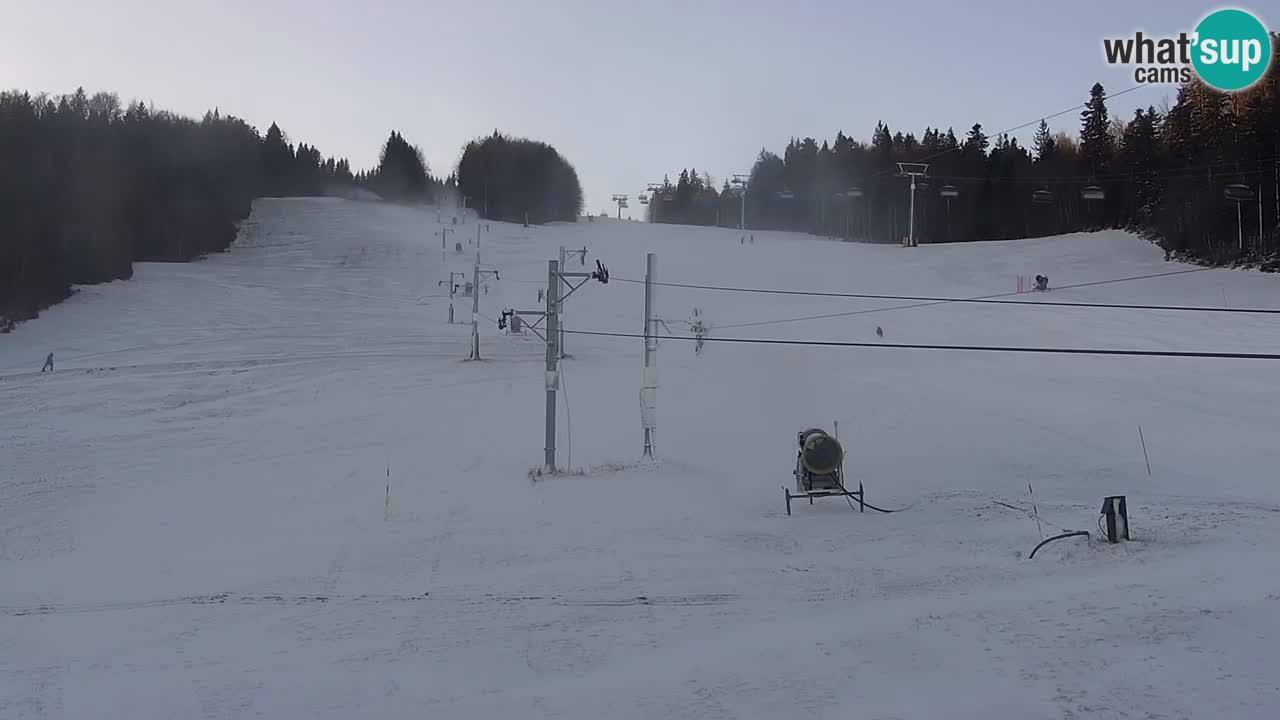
545;260;560;472
558;246;567;359
908;175;916;247
1238;202;1244;252
470;251;481;360
740;189;746;230
642;253;656;458
448;273;456;323
1259;186;1264;255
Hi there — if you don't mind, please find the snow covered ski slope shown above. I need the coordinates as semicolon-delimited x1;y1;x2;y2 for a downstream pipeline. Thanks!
3;197;1279;719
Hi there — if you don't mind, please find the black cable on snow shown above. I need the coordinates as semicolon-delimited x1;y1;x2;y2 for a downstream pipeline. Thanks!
1028;530;1091;559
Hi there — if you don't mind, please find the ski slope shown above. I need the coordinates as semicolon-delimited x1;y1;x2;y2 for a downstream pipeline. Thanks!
3;197;1279;719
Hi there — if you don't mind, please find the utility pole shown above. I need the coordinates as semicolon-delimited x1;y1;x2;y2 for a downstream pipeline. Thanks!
500;257;609;473
642;253;657;458
611;194;629;219
897;163;929;247
558;247;568;359
436;228;454;263
438;271;466;323
470;252;482;359
465;252;500;360
544;260;560;471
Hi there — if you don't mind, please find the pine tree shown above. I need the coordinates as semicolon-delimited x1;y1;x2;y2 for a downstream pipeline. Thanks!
1032;119;1056;162
1079;82;1115;176
963;123;989;157
261;122;294;197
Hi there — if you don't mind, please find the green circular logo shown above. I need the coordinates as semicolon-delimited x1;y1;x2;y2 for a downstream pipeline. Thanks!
1191;8;1273;92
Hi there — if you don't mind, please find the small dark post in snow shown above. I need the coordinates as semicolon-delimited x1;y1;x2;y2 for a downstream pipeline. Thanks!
1101;496;1129;543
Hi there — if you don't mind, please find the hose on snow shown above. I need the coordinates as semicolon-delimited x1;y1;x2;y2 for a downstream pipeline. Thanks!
1028;530;1091;559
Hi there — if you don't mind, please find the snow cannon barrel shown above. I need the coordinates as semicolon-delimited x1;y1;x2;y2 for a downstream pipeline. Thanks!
799;429;843;475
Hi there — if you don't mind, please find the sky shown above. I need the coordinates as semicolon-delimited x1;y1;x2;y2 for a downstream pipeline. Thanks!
1;0;1271;217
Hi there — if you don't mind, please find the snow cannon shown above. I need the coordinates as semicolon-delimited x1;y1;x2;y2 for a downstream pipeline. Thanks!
798;429;843;479
786;427;863;516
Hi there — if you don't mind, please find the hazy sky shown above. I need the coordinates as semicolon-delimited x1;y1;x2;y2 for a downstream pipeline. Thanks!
1;1;1270;215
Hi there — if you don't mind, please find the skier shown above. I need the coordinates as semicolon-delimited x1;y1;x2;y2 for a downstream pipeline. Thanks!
876;326;883;338
41;352;54;372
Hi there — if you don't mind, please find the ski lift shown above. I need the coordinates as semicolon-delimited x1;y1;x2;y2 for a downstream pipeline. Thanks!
778;190;795;200
1224;184;1255;202
914;180;930;191
638;195;649;204
845;186;863;198
940;185;959;198
1081;185;1106;201
1032;189;1054;204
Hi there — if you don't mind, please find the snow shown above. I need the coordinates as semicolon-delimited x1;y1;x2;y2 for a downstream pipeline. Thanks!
3;197;1279;719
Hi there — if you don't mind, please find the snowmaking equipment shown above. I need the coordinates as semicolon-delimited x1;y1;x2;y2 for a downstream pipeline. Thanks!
785;426;865;515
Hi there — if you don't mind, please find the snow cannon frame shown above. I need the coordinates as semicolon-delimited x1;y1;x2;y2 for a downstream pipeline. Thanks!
785;427;865;516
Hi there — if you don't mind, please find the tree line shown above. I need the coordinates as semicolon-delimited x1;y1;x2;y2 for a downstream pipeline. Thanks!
455;131;584;225
1;88;583;327
649;36;1280;268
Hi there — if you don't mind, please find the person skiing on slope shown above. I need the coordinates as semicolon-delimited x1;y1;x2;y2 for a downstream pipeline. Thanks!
41;352;53;372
